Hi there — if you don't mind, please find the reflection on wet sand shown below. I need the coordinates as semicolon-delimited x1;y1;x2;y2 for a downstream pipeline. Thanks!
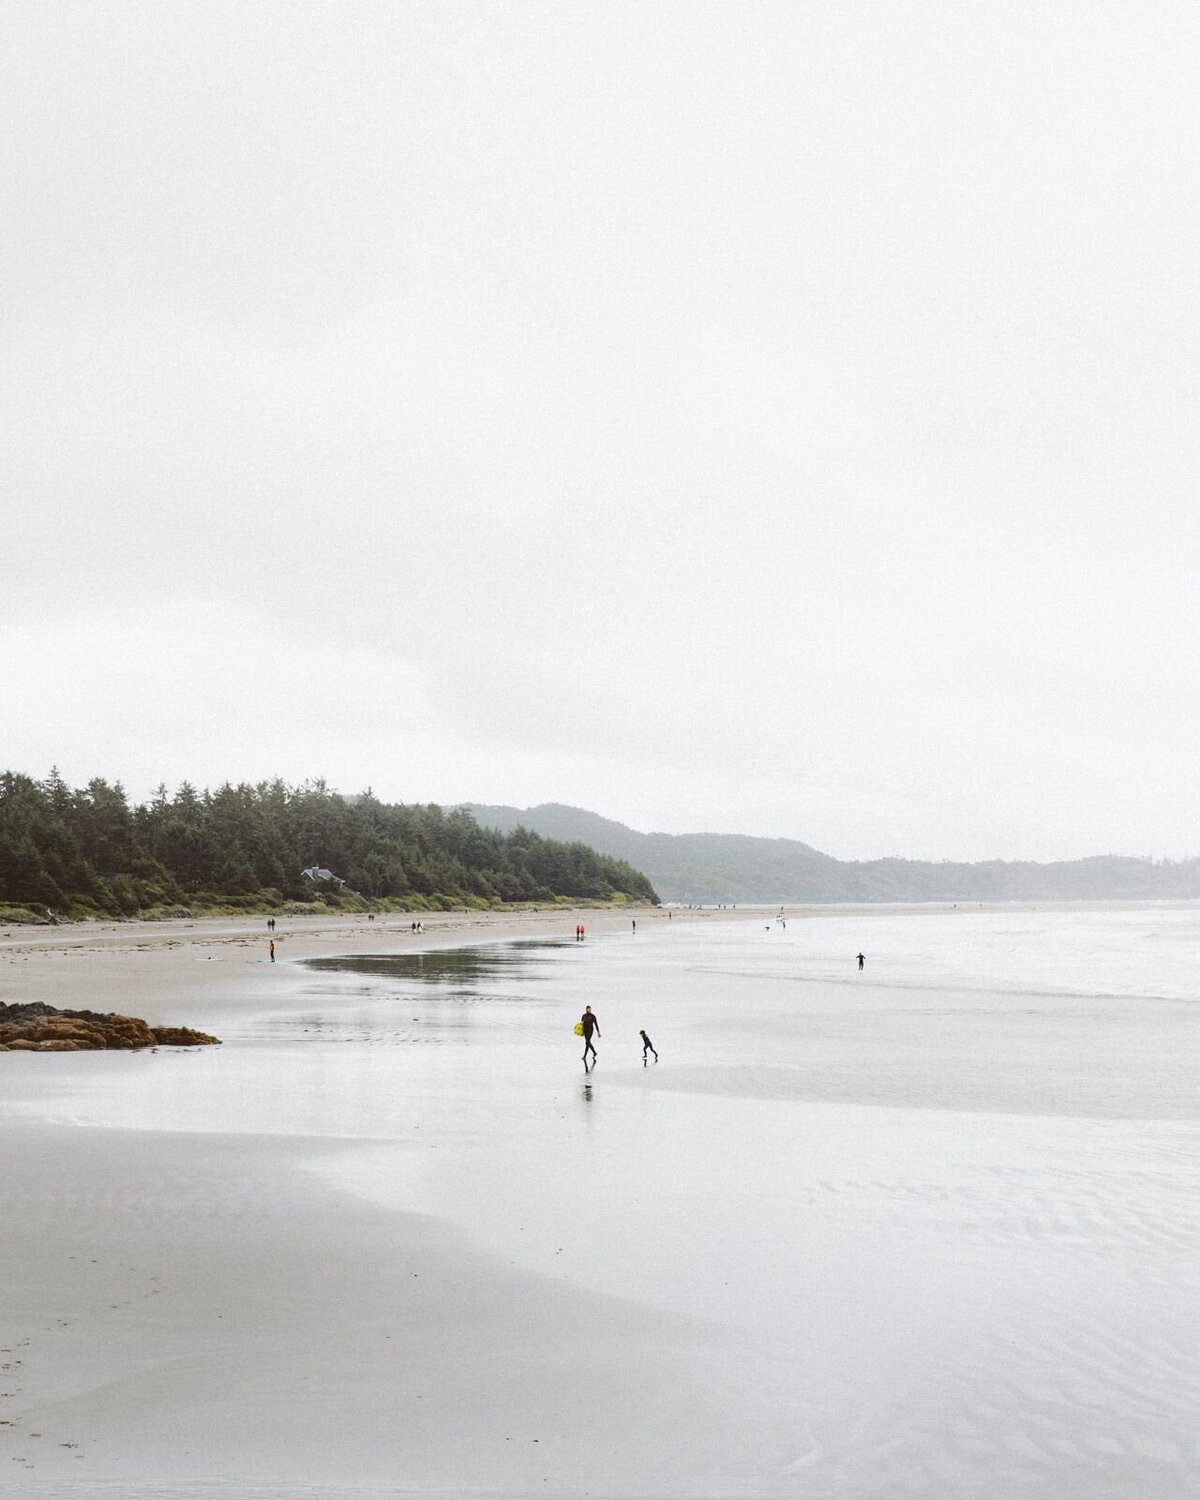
303;940;570;995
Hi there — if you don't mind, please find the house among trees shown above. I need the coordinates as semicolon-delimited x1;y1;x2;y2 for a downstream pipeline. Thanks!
301;866;347;889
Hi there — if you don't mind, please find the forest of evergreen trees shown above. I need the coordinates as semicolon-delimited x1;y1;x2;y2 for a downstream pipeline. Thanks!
0;771;659;918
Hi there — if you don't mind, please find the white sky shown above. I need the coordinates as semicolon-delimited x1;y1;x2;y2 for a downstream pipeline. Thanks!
3;1;1197;863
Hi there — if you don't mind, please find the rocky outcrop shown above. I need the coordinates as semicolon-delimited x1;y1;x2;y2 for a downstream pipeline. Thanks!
0;1002;220;1051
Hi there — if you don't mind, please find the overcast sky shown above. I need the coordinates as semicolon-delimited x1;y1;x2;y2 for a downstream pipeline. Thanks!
3;2;1197;863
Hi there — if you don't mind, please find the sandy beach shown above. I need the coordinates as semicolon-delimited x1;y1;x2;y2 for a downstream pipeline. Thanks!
2;903;1199;1498
1;905;737;1499
0;905;682;1025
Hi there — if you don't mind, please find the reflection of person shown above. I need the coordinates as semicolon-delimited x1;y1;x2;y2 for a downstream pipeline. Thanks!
640;1029;657;1063
857;952;865;971
580;1005;600;1064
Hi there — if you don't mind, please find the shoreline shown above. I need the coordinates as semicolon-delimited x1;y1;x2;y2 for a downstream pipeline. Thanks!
4;896;1198;1032
0;904;716;1030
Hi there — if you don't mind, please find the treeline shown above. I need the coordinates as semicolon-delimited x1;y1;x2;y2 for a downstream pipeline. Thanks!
0;771;659;918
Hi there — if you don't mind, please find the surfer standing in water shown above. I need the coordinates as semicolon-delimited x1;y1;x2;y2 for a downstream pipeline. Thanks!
580;1005;600;1067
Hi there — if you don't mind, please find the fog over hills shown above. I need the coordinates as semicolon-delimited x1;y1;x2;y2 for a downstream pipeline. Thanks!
465;804;1200;905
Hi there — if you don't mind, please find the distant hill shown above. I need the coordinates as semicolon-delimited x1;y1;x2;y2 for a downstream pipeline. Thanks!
464;803;1200;905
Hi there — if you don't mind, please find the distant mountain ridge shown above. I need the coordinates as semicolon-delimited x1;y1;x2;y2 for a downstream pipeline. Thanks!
464;803;1200;904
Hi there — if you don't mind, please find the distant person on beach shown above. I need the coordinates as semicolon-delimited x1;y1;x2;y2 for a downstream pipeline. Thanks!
269;940;275;963
580;1005;600;1064
857;952;865;971
640;1029;657;1064
632;919;637;934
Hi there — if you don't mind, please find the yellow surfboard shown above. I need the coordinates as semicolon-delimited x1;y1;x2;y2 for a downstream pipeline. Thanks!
573;1021;584;1036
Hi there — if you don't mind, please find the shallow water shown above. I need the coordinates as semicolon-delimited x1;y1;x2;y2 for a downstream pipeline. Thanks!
298;912;1200;1494
304;909;1200;1499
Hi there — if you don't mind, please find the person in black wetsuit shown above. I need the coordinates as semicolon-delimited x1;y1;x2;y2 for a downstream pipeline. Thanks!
857;952;865;971
580;1005;600;1065
640;1029;657;1064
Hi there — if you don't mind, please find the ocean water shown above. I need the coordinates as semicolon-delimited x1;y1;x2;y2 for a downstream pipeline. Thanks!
8;905;1200;1497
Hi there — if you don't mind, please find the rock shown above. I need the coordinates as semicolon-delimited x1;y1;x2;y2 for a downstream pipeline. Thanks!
0;1002;220;1052
151;1026;221;1047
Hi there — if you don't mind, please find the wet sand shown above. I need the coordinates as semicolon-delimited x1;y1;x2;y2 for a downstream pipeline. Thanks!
2;904;1198;1498
0;905;680;1026
1;905;748;1498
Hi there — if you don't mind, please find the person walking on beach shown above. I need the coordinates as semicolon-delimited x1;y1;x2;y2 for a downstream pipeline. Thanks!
640;1028;657;1064
269;940;275;963
857;952;865;971
580;1005;600;1065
